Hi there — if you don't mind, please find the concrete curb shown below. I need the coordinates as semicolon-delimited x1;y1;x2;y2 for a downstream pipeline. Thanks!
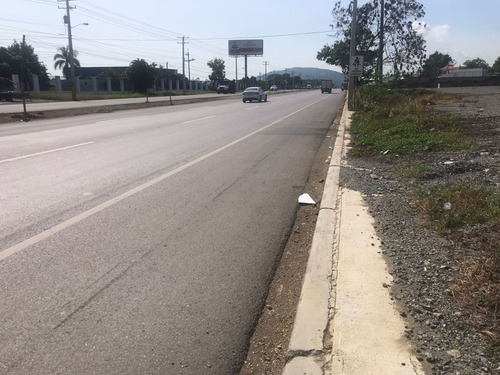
282;101;350;374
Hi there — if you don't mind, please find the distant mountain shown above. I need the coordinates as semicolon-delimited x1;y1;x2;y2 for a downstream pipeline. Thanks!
269;67;345;86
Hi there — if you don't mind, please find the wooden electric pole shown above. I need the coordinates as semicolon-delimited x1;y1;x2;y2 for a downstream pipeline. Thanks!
348;0;358;109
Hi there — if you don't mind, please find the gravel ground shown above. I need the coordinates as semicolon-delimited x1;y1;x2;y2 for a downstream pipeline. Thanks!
340;86;500;375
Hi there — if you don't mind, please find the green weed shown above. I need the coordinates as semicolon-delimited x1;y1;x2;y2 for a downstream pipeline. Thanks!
397;164;432;182
417;184;500;233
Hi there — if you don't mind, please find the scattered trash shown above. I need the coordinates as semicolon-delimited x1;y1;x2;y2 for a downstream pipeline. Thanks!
383;150;390;155
328;146;333;150
370;174;379;180
298;193;316;205
444;202;452;211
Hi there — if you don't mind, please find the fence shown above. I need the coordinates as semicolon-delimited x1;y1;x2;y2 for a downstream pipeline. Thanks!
10;74;211;95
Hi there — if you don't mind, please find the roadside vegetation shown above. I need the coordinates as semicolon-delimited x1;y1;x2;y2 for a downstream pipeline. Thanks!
350;84;500;361
350;86;475;156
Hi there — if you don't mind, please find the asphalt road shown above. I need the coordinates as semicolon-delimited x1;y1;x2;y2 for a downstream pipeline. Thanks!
0;90;344;374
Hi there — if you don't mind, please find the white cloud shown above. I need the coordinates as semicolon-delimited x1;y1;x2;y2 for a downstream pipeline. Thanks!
424;24;450;44
420;23;498;65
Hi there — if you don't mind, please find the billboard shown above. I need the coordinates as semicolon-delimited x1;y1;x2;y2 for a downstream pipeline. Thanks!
228;40;264;56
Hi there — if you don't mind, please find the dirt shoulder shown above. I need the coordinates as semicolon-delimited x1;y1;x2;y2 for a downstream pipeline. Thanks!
239;112;341;374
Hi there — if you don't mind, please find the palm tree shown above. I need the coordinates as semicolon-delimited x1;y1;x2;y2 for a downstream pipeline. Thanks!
53;46;80;78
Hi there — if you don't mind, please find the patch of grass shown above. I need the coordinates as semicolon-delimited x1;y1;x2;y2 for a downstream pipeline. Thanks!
350;113;474;156
31;90;212;101
419;91;463;106
33;91;147;101
487;334;500;362
397;163;432;182
349;86;476;157
417;184;500;233
452;251;500;338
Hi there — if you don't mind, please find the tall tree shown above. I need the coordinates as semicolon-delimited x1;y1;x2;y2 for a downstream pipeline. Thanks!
207;58;226;82
421;51;454;78
463;58;490;70
53;46;80;78
0;40;50;89
125;58;155;93
317;0;426;78
492;56;500;72
317;41;351;75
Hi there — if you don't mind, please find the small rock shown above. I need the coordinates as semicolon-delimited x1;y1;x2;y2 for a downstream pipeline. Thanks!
446;349;461;358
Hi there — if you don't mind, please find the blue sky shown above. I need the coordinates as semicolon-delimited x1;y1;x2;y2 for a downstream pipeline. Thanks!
1;0;499;80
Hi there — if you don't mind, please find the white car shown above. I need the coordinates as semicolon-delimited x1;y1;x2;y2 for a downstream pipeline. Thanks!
242;87;267;103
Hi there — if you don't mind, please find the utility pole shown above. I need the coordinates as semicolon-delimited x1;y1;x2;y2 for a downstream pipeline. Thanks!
59;0;77;101
377;0;384;79
185;51;195;82
178;36;188;93
21;34;28;119
348;0;358;109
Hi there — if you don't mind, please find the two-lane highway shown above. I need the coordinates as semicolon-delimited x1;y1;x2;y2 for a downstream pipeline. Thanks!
0;90;344;374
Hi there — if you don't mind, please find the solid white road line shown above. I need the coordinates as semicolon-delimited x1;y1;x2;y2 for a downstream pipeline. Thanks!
0;97;328;262
0;142;95;164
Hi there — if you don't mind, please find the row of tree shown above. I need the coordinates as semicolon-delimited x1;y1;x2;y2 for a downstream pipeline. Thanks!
316;0;500;80
0;41;50;90
206;58;309;90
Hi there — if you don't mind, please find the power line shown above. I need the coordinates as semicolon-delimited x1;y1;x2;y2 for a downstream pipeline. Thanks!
191;30;335;41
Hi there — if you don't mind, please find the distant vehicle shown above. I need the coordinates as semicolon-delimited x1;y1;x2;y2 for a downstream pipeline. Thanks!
242;87;267;103
0;77;23;102
0;90;26;102
306;84;312;89
0;91;14;102
341;82;348;91
269;85;278;91
217;80;236;94
217;84;229;94
321;80;333;94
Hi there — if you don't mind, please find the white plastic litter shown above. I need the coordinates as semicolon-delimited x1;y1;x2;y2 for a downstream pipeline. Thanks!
298;193;316;205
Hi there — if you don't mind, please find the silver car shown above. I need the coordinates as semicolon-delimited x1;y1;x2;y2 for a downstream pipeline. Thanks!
242;87;268;103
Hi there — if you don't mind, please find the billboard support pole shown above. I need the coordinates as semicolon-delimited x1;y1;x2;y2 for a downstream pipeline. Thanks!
244;55;248;80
